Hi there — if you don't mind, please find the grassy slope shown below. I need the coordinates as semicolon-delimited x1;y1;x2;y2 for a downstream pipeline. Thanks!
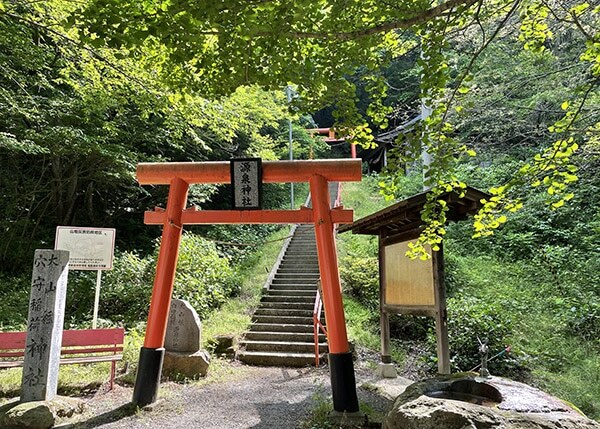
338;174;600;420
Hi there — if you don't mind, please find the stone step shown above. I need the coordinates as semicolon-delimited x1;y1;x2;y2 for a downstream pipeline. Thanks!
265;289;316;296
249;323;314;333
269;284;317;291
273;276;320;282
243;331;325;342
259;302;314;310
237;351;324;367
261;296;314;303
279;261;318;266
274;272;320;278
272;279;319;286
276;268;321;274
254;308;314;317
252;315;316;325
282;254;318;259
240;340;328;354
278;260;319;266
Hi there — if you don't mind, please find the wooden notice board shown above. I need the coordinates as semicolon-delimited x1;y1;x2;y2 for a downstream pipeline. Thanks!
383;241;435;311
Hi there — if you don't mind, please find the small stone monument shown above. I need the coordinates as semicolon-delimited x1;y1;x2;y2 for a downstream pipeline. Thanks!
165;299;201;352
162;299;209;378
21;250;69;402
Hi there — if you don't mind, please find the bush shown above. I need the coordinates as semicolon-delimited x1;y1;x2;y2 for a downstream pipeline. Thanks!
339;256;379;311
172;233;239;319
428;295;517;375
64;232;239;326
389;314;433;341
566;299;600;348
0;274;30;329
197;224;281;264
96;251;156;326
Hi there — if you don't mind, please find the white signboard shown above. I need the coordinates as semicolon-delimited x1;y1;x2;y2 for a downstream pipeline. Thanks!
54;227;116;270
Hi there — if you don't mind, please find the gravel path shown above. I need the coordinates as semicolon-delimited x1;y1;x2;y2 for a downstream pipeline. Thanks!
56;365;394;429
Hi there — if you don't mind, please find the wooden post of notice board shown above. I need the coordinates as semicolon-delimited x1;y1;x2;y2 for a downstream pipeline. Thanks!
432;244;449;374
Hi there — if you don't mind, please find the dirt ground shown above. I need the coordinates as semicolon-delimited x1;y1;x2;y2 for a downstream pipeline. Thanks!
53;362;407;429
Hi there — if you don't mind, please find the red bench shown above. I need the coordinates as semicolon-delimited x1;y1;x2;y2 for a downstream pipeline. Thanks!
0;328;125;390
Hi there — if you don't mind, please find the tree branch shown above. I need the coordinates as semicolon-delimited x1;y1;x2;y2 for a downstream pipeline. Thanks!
269;0;480;40
442;0;521;123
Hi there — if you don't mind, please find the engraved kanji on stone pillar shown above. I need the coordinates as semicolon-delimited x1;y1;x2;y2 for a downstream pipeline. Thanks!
21;249;69;402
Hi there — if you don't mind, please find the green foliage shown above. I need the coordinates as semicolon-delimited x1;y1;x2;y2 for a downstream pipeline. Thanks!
539;349;600;420
197;224;282;265
0;4;308;273
567;300;600;347
0;275;30;330
95;253;156;326
340;256;379;311
432;296;516;375
172;233;238;319
62;233;238;326
2;0;599;262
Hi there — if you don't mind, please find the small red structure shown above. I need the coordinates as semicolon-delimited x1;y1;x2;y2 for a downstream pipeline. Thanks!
133;159;362;413
307;128;357;158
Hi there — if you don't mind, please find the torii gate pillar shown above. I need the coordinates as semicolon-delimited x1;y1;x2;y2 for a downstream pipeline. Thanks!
132;160;361;414
310;174;357;411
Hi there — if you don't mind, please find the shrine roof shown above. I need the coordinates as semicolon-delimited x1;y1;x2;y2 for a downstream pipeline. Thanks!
338;186;488;238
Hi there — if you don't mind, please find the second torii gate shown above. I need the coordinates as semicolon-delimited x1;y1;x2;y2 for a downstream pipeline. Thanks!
132;159;362;414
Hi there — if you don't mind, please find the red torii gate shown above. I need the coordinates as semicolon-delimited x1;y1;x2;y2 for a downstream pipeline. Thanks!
132;159;362;414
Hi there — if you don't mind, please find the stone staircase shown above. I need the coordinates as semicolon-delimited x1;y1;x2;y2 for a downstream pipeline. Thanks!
238;224;327;366
238;183;340;367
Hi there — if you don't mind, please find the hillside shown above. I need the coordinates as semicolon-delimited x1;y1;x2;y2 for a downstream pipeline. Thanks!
338;174;600;420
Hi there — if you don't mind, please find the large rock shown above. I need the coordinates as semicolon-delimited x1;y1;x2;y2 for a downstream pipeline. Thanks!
206;334;235;357
383;374;600;429
0;396;84;429
162;350;210;379
165;299;202;353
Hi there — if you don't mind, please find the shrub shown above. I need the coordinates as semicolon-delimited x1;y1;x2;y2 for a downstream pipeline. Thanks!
97;251;155;326
0;274;30;329
65;232;239;326
428;295;517;375
566;299;600;348
195;224;281;264
389;314;433;341
172;233;239;319
339;256;379;311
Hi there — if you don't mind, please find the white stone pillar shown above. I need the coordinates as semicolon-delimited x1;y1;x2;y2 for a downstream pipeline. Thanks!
21;249;69;402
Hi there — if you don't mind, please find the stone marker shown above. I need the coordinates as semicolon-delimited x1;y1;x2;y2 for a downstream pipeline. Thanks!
21;250;69;403
163;299;210;378
164;299;201;353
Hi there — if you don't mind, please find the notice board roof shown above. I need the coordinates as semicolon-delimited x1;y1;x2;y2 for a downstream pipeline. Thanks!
338;186;488;240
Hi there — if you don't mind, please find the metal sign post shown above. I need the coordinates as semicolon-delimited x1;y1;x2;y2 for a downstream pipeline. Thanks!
55;227;116;328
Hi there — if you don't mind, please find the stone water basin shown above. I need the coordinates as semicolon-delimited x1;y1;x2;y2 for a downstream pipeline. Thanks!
383;373;600;429
425;379;502;407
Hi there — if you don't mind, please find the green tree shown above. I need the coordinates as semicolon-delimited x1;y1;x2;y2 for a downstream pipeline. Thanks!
0;2;307;270
2;0;599;257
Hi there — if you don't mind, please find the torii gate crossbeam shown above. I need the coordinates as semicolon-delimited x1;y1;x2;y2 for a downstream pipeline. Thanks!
132;159;362;414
